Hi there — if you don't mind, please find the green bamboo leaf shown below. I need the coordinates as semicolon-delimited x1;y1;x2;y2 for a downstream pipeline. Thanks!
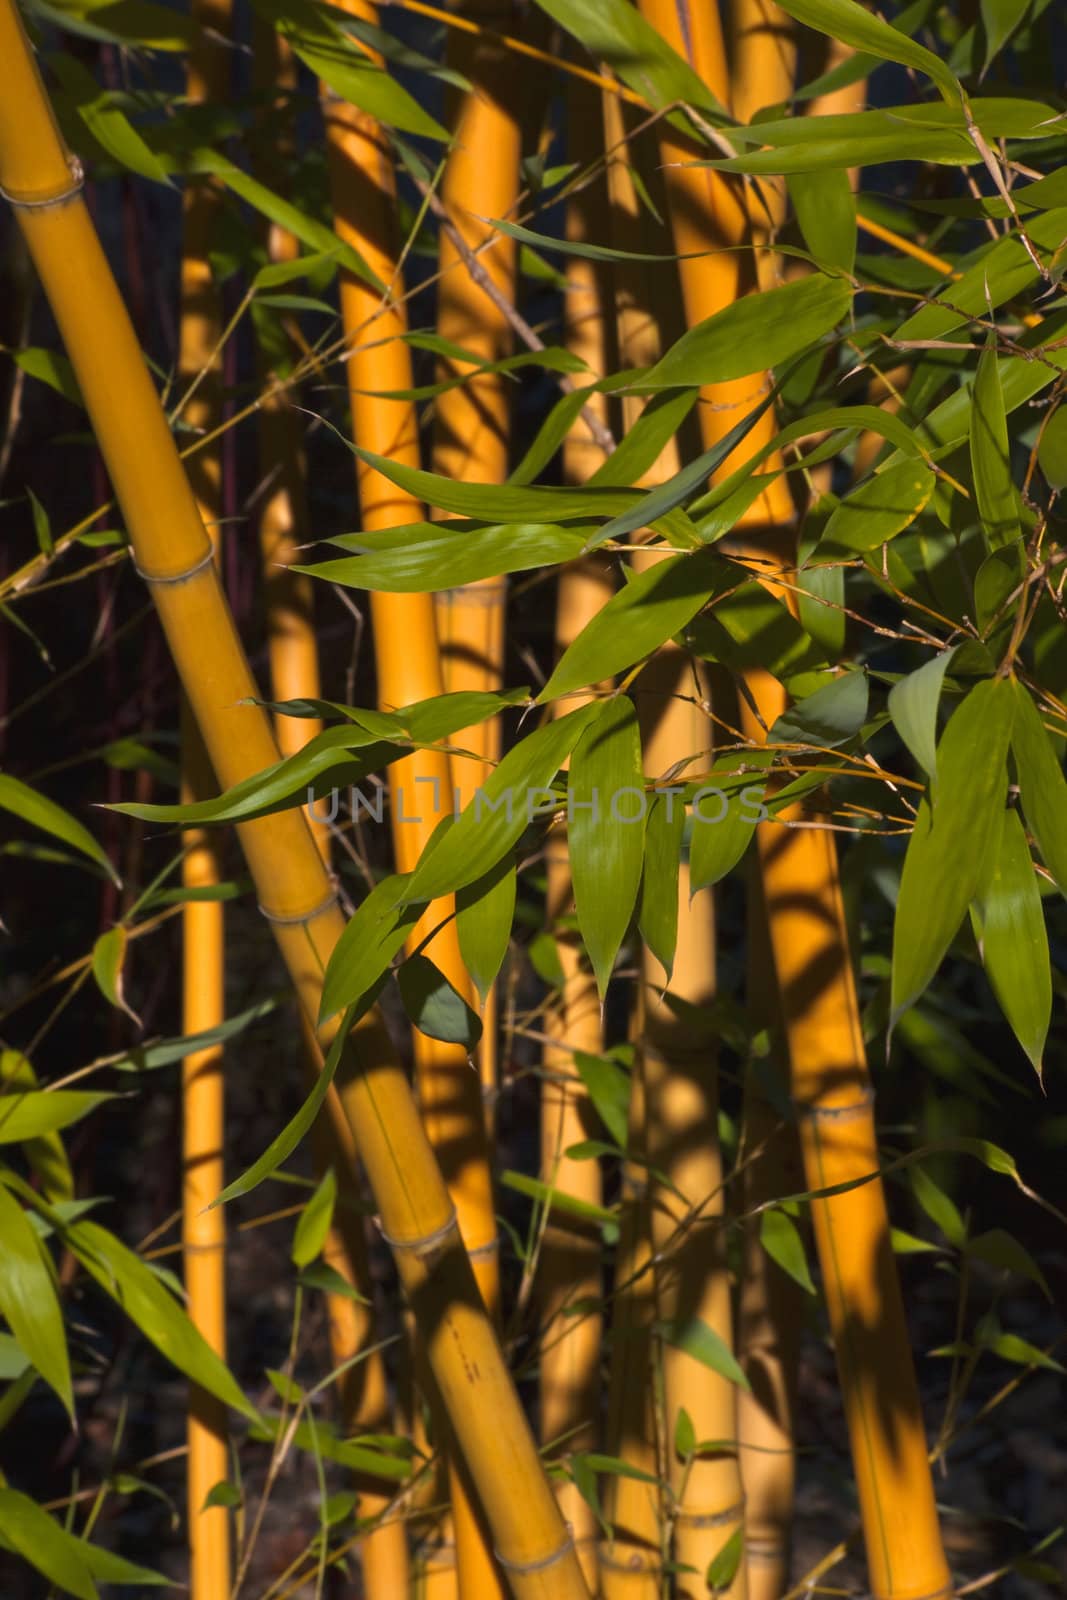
291;1168;337;1268
588;390;699;492
643;276;851;390
0;1086;110;1144
66;1218;257;1416
769;672;869;749
41;0;196;48
0;1183;73;1417
704;99;1052;173
91;925;141;1026
980;1329;1065;1372
674;1406;697;1458
819;459;936;554
971;807;1050;1076
500;1169;618;1235
303;523;590;593
252;0;447;138
49;51;173;184
587;384;782;550
0;1051;75;1200
213;1009;365;1203
971;338;1021;552
456;855;516;1001
540;548;736;703
397;955;482;1050
109;723;406;825
530;0;727;120
759;1209;816;1295
966;1228;1051;1297
689;761;767;893
403;703;601;904
887;647;958;783
896;208;1067;345
910;1164;966;1247
891;677;1015;1027
707;1527;744;1593
1036;405;1067;489
188;149;383;291
571;1051;631;1150
1010;681;1067;897
320;874;422;1024
10;346;83;407
0;1489;97;1599
638;790;685;980
788;168;857;273
335;443;697;537
486;214;680;265
656;1316;750;1391
685;583;826;682
569;697;645;997
771;0;961;103
0;772;118;883
980;0;1030;66
109;995;280;1072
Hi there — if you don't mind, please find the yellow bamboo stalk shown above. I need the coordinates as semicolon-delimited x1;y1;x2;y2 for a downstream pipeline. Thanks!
251;32;410;1596
431;0;522;1129
598;1037;661;1600
318;8;506;1594
601;76;745;1600
0;16;591;1597
177;4;229;1590
635;7;952;1591
736;872;802;1600
741;673;953;1600
537;90;615;1589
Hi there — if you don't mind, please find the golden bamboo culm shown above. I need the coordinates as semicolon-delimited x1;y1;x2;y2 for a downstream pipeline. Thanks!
175;3;230;1592
636;1;953;1594
249;26;410;1597
431;0;522;1133
318;6;508;1594
0;11;592;1597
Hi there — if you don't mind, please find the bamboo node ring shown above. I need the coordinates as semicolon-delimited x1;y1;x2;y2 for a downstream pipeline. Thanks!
257;890;339;926
795;1086;876;1123
674;1496;745;1530
465;1231;500;1260
0;156;84;209
132;545;215;587
376;1207;458;1256
493;1534;575;1575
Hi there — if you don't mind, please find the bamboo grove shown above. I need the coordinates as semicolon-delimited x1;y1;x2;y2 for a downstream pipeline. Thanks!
0;0;1064;1596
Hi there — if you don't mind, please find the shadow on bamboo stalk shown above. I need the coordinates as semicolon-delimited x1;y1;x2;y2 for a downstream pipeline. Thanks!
318;8;508;1593
250;32;410;1592
536;80;616;1591
0;12;593;1597
177;4;230;1590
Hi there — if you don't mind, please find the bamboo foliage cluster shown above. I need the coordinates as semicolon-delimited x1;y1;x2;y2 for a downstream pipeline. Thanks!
0;0;1065;1597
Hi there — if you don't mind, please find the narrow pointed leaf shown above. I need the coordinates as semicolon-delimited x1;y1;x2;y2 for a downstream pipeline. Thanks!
456;855;516;1001
891;678;1015;1026
638;791;684;979
403;703;601;904
0;1184;73;1417
66;1219;257;1417
887;647;957;782
0;773;118;883
569;697;645;996
1011;681;1067;897
972;807;1050;1075
643;275;851;390
397;955;482;1049
971;339;1021;551
539;548;735;703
